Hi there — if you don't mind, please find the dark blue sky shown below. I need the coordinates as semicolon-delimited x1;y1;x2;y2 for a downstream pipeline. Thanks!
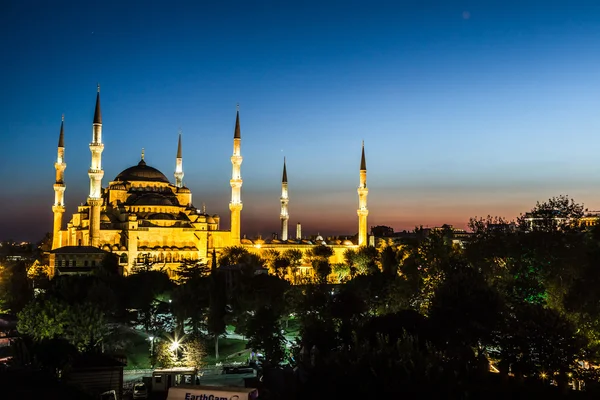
3;0;600;241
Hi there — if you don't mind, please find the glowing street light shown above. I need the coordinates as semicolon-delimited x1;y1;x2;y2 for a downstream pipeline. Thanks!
169;340;180;352
170;339;181;359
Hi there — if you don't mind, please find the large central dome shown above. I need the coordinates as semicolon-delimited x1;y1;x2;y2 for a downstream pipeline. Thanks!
115;159;170;183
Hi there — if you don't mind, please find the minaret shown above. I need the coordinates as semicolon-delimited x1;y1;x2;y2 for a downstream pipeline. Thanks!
357;141;369;246
280;158;289;241
174;129;184;187
229;105;243;244
52;115;67;250
88;84;105;247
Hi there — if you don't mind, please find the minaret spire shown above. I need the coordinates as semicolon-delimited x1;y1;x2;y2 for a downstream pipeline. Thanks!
94;83;102;124
234;104;241;139
357;141;369;246
280;157;289;241
58;114;65;147
229;105;243;244
360;140;366;171
88;85;105;247
175;129;184;187
52;115;67;250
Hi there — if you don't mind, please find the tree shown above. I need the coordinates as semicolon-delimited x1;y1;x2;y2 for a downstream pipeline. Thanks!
26;260;51;292
282;249;303;280
246;306;286;367
181;335;208;370
353;246;379;275
153;339;177;368
17;298;69;341
124;270;173;336
218;246;251;266
378;240;399;275
428;265;504;355
17;298;108;352
262;249;281;275
306;245;334;283
207;252;227;360
517;195;584;232
0;260;33;313
96;253;120;276
398;228;463;313
494;303;586;383
172;261;211;334
66;303;108;352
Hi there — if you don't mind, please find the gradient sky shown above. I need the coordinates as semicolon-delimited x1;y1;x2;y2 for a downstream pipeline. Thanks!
3;0;600;241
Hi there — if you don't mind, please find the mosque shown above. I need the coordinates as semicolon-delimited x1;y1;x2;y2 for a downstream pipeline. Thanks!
49;87;370;277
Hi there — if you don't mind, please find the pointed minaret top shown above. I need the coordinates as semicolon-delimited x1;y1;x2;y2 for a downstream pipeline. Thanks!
93;84;102;124
58;115;65;147
141;148;145;161
282;157;288;183
177;130;182;158
234;105;241;139
360;141;366;171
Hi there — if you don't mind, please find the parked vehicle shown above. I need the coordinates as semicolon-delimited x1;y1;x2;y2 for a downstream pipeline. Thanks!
133;382;148;399
99;390;117;400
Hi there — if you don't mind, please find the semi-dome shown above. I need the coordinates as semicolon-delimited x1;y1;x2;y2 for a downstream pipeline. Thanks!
131;193;177;206
115;159;170;183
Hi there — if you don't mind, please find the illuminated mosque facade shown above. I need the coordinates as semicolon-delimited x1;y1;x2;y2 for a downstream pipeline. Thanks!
50;87;369;276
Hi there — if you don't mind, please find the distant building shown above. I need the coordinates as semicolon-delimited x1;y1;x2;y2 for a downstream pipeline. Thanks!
371;224;473;247
370;225;394;237
522;209;600;230
49;246;109;276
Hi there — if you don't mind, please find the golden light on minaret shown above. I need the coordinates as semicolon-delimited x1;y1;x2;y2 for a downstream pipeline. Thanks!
174;129;184;188
52;115;66;250
229;104;243;244
88;84;105;247
280;157;289;241
357;141;369;246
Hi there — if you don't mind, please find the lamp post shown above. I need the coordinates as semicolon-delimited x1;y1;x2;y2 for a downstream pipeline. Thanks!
148;336;155;358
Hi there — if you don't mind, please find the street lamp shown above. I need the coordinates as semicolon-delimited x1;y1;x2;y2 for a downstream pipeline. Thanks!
170;340;181;359
148;336;155;358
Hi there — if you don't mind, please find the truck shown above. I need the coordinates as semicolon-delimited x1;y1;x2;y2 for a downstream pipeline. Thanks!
166;385;258;400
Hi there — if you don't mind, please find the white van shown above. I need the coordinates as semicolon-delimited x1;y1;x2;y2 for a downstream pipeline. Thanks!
166;385;258;400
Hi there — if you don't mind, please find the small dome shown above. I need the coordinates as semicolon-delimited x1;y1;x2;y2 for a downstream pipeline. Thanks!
178;186;191;193
241;238;253;245
342;240;353;246
100;213;110;222
115;159;170;183
315;235;324;241
206;216;216;224
110;182;126;190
